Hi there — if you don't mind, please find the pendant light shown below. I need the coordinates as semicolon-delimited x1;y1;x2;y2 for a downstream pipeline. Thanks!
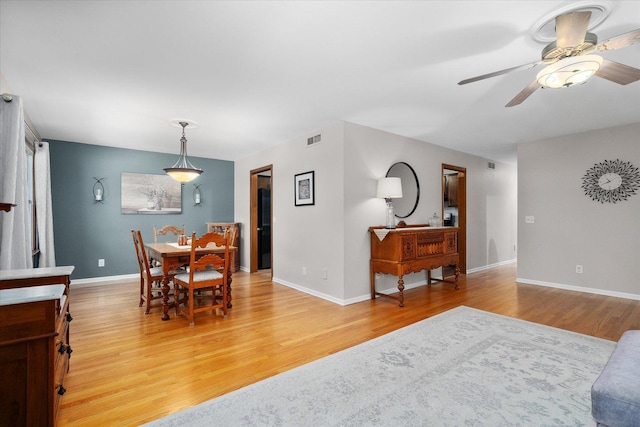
164;121;202;183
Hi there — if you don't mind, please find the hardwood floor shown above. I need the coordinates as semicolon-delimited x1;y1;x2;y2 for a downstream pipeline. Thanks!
58;263;640;426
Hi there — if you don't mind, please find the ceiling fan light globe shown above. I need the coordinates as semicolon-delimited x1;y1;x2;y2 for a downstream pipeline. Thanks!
536;54;603;89
567;69;596;85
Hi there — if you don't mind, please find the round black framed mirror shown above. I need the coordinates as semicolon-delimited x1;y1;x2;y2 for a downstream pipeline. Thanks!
386;162;420;218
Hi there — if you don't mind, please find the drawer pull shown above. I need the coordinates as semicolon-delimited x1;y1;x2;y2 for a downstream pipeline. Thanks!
66;346;73;358
58;343;66;354
56;383;67;396
66;312;73;322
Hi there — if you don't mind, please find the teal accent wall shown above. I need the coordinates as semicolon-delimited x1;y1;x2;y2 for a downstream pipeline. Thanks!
48;140;234;279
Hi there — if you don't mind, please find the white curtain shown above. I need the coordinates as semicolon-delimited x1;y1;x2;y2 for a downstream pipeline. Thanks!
35;141;56;267
0;95;33;269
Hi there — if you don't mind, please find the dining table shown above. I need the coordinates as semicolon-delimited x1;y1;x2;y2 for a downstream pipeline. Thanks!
144;242;237;320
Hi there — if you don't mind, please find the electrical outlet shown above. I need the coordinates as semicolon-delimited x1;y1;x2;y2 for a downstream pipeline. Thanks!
302;266;307;276
525;216;535;224
322;268;328;280
576;265;583;274
98;258;105;267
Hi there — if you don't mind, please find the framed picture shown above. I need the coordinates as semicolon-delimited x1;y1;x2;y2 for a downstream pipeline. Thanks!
294;171;315;206
121;172;182;214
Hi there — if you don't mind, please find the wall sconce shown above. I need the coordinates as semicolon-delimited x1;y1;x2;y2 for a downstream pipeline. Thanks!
376;177;403;229
193;184;202;206
93;177;105;203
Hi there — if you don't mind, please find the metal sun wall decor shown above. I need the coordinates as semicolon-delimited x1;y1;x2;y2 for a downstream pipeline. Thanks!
121;172;182;214
581;159;640;204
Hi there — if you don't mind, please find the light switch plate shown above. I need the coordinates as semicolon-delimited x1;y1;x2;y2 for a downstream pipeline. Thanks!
525;216;535;224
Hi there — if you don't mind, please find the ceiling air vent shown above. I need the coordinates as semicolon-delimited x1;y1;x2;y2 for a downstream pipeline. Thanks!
307;134;322;146
488;162;496;169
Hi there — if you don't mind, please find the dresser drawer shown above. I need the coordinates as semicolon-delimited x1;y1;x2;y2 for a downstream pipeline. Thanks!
54;318;70;367
54;297;71;419
54;350;69;420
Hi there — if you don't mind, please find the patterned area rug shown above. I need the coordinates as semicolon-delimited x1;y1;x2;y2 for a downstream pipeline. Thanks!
146;306;615;426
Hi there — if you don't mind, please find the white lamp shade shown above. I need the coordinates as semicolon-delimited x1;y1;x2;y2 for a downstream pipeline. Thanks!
377;177;403;199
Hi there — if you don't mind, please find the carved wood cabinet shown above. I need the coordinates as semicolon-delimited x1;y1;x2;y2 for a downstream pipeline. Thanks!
369;226;460;307
206;222;240;272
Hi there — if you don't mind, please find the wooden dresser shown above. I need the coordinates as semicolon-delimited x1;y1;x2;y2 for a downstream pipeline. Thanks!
0;266;74;426
206;222;240;272
369;226;459;307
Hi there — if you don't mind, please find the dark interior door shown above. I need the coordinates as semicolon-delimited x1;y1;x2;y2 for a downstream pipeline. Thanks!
257;188;271;269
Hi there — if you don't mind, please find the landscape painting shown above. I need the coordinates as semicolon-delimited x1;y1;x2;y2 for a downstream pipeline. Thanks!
121;172;182;214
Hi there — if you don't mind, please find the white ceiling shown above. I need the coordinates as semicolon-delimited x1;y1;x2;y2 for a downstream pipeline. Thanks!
1;1;639;164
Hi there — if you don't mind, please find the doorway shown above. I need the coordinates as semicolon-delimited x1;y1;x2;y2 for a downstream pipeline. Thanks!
442;164;467;275
250;165;272;274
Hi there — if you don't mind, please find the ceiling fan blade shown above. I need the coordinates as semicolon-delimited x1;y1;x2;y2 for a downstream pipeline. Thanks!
505;80;539;107
458;61;542;85
555;11;591;48
594;28;640;52
595;59;640;85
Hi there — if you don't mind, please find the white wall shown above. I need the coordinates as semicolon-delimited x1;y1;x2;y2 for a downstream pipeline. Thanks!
234;121;347;303
517;122;640;299
342;122;517;301
236;121;518;305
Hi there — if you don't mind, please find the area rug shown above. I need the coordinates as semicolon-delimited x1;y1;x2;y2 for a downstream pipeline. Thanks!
145;306;615;426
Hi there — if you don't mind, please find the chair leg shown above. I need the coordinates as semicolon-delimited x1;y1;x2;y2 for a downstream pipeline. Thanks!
174;282;182;317
220;284;228;318
188;287;195;327
139;276;144;308
144;278;152;315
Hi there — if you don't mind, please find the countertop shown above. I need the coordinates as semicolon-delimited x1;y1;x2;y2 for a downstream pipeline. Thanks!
0;266;75;281
0;284;66;306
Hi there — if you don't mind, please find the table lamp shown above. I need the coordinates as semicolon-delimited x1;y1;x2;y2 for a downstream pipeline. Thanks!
377;177;403;229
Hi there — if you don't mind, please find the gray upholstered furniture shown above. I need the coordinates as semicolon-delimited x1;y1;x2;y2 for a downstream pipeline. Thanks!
592;330;640;427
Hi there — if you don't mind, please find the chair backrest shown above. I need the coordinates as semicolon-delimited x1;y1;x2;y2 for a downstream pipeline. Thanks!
226;225;238;247
187;231;230;282
131;229;153;278
153;224;185;243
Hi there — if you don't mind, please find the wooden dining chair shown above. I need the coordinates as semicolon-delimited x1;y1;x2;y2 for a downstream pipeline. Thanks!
151;224;186;266
153;224;185;243
131;229;172;314
226;225;238;248
173;231;229;326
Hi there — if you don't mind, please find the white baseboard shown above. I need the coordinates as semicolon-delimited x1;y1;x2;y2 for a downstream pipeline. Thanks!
516;277;640;301
272;277;349;306
71;273;138;288
467;258;517;274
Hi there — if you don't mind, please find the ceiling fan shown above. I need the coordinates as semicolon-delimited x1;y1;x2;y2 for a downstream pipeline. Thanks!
458;10;640;107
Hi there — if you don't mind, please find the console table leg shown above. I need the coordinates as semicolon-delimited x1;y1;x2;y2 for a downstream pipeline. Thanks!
370;264;376;300
454;266;460;290
397;277;405;307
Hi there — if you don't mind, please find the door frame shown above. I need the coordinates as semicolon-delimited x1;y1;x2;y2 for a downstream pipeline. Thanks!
250;165;273;275
442;164;467;274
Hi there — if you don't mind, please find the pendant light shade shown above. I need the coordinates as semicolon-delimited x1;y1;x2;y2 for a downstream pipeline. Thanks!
164;121;202;183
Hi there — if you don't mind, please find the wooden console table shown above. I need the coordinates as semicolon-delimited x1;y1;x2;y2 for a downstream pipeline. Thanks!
369;226;460;307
